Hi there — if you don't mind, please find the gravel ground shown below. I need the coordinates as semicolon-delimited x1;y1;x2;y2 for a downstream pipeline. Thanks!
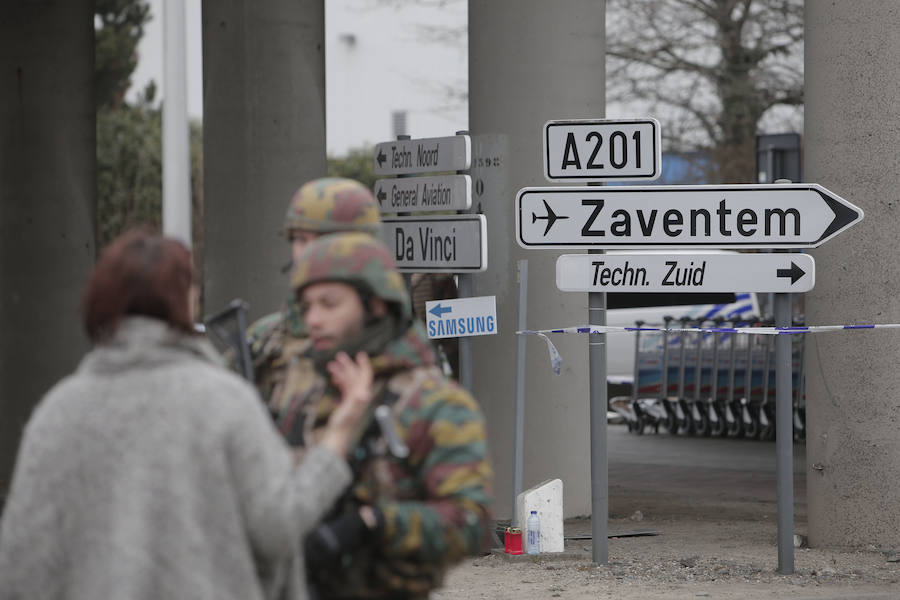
432;515;900;599
432;426;898;599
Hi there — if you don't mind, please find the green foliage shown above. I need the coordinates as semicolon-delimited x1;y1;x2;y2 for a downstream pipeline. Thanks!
327;146;376;189
94;0;151;109
96;94;162;248
93;0;204;307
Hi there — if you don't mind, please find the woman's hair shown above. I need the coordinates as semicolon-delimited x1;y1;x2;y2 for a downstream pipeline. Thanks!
83;227;195;341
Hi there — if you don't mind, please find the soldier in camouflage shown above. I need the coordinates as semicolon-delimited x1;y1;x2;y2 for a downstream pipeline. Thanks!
285;232;493;600
246;177;381;418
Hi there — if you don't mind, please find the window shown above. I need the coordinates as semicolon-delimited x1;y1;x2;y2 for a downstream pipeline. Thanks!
607;292;737;310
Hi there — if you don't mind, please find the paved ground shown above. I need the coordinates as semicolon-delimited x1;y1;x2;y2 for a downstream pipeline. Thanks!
606;424;807;521
432;425;899;599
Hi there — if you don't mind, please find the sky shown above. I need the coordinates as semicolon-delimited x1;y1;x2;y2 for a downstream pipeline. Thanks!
127;1;203;119
127;1;801;158
128;0;469;156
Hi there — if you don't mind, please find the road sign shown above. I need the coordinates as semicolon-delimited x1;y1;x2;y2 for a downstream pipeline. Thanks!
425;295;498;339
556;252;816;293
381;214;487;272
516;183;863;249
374;174;471;213
373;135;471;176
544;118;661;182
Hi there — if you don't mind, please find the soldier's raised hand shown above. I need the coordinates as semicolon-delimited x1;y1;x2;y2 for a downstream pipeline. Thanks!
319;351;374;456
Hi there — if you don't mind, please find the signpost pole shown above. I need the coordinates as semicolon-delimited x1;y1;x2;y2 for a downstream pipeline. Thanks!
589;249;609;564
775;290;794;574
457;130;473;392
512;259;528;527
458;275;473;391
395;134;413;290
587;169;609;565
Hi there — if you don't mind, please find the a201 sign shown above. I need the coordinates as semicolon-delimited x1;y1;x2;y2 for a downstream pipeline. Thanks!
543;118;661;182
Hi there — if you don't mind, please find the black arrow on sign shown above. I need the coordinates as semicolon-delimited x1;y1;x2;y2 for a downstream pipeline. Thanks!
777;261;806;285
376;187;386;206
376;149;387;168
816;190;863;244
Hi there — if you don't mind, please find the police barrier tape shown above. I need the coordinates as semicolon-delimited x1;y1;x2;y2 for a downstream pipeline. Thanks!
516;323;900;376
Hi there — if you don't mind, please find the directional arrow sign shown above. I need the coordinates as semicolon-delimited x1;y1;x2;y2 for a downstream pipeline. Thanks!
425;295;498;339
556;253;816;293
381;214;487;272
429;303;453;318
373;135;471;176
544;118;661;181
374;175;471;213
516;183;863;249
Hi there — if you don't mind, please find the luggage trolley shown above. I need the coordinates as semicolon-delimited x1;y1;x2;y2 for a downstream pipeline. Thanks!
610;320;668;434
613;315;806;441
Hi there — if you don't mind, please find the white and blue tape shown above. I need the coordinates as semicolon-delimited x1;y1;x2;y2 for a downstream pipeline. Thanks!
517;323;900;375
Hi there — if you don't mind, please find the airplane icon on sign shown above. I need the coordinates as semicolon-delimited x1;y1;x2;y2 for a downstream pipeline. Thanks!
532;199;569;235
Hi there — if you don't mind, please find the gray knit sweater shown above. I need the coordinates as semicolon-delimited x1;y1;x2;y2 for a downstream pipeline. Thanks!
0;316;351;600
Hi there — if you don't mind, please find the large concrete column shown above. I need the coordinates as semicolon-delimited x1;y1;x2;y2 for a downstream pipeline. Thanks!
202;0;326;320
469;1;604;518
0;1;95;498
805;2;900;548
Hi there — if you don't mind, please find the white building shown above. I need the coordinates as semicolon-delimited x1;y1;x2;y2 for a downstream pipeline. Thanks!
129;0;469;157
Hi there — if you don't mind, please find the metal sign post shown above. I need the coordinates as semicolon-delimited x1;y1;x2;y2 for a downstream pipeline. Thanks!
527;118;864;570
775;291;794;574
588;248;608;564
512;260;528;526
373;131;486;392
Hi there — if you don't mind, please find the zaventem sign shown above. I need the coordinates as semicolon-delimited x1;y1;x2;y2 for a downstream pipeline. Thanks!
516;183;864;249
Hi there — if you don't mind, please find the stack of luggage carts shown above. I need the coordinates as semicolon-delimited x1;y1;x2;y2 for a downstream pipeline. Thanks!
610;316;806;441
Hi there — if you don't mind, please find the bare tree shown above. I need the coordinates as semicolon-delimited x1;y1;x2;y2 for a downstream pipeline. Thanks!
607;0;803;183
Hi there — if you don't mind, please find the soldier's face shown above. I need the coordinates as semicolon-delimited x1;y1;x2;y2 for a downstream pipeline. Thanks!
300;281;368;352
289;230;320;265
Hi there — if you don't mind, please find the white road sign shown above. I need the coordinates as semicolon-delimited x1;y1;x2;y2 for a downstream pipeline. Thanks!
381;214;487;272
516;183;863;249
374;175;471;213
374;135;471;176
544;118;661;181
556;253;816;293
426;295;498;339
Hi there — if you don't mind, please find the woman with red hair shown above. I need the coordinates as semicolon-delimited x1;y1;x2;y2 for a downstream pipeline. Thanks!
0;228;374;600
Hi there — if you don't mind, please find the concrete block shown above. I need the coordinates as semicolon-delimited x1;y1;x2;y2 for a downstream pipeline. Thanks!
516;478;564;553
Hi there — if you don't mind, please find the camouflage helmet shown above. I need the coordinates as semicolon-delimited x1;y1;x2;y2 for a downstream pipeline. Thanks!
291;232;411;320
284;177;381;235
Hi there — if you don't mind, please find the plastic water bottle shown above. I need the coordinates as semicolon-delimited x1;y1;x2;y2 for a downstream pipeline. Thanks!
525;510;540;554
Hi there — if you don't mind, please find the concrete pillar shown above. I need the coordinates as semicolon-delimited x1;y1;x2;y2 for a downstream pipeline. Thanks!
0;1;95;498
201;0;326;320
805;2;900;548
468;1;604;518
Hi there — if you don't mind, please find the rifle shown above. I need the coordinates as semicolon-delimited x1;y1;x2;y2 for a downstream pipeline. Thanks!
202;298;254;383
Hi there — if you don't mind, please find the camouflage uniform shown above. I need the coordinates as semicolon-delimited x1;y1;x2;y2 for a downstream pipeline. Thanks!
285;233;493;600
244;177;381;414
